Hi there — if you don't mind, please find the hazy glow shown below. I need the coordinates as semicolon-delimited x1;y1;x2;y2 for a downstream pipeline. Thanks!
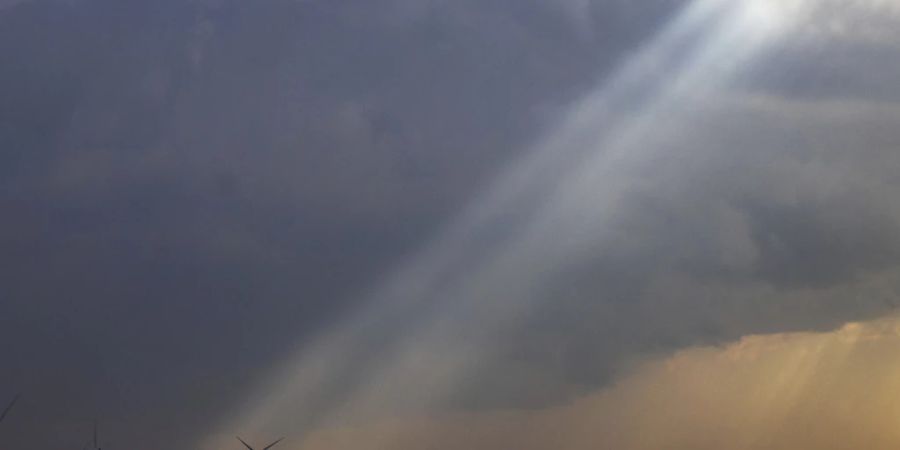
739;0;809;36
292;315;900;450
198;0;878;447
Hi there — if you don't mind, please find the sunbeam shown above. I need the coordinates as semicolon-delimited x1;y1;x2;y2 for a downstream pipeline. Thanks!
7;0;900;448
197;1;889;447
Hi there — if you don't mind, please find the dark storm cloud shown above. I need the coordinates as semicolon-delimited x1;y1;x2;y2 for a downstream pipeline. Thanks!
199;0;900;435
740;37;900;102
0;0;28;11
494;95;900;404
0;0;686;448
392;90;900;413
5;0;900;448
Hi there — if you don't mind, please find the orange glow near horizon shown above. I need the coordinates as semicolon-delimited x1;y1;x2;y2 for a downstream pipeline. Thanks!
282;315;900;450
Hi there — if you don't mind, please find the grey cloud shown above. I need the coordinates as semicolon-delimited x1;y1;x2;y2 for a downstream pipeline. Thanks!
0;1;681;449
0;0;28;11
489;94;900;404
5;0;900;449
198;1;900;441
208;31;900;444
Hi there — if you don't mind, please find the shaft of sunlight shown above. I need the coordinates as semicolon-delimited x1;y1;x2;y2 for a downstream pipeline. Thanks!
198;1;811;447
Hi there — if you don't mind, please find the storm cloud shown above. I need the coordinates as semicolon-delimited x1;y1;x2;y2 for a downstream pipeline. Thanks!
2;1;900;449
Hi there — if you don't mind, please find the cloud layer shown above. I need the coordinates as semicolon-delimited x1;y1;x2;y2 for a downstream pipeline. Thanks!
290;314;900;450
195;1;900;445
3;1;900;449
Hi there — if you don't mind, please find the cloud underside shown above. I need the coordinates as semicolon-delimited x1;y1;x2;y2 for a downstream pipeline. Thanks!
5;1;900;449
294;314;900;450
201;90;900;447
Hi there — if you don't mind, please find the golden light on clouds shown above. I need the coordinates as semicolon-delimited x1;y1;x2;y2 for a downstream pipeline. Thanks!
290;315;900;450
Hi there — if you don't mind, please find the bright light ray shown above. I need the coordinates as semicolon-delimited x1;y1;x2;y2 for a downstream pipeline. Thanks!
198;1;813;447
740;0;809;35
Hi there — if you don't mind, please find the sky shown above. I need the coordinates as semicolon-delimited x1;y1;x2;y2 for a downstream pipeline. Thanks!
2;0;900;449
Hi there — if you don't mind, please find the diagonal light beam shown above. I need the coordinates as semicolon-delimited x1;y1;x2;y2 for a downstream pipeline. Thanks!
199;0;813;447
